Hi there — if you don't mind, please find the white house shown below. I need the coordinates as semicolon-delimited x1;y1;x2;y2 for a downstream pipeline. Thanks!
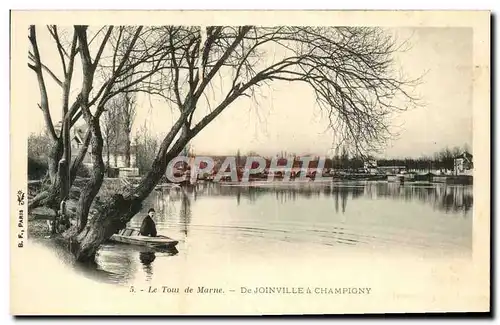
454;151;473;175
56;122;139;177
363;160;378;174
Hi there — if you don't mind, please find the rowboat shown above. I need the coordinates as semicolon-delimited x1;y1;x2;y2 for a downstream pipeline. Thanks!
110;228;179;249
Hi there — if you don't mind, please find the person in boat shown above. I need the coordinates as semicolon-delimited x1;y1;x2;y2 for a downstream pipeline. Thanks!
140;208;157;237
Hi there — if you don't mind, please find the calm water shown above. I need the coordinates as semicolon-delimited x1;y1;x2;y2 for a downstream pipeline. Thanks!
93;181;473;284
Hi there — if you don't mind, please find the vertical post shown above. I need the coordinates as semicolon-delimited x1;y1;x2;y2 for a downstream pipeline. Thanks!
59;109;71;232
56;158;68;235
61;75;72;202
60;199;67;233
64;115;71;196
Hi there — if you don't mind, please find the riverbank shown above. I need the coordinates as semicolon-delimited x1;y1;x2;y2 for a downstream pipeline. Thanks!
28;219;50;238
28;173;473;233
432;175;473;185
28;177;129;238
211;174;473;185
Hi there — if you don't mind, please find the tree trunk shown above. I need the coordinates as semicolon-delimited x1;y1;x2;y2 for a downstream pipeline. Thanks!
70;128;91;184
64;117;132;262
28;179;61;212
47;138;63;184
106;147;110;170
58;159;69;202
61;103;72;201
62;96;193;263
29;138;63;212
29;130;91;212
66;194;142;262
132;131;188;200
66;132;190;263
113;147;118;168
75;118;105;233
124;135;131;168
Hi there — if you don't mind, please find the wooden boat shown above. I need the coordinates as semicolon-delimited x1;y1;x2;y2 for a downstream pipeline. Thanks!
110;228;179;249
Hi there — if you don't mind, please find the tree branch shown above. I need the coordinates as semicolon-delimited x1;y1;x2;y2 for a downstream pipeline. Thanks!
193;26;251;103
70;128;92;183
93;26;114;70
169;28;183;109
47;25;68;75
91;26;144;115
40;62;63;87
28;25;58;140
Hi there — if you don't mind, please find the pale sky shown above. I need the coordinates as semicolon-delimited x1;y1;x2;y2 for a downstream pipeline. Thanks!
28;27;472;159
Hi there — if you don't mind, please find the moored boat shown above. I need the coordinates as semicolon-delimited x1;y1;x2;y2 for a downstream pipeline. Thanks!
387;175;404;182
110;228;179;249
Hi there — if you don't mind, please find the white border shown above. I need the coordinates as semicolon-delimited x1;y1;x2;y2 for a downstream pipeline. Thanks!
2;1;497;324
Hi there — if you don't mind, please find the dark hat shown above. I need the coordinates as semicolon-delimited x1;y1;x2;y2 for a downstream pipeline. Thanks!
148;208;155;213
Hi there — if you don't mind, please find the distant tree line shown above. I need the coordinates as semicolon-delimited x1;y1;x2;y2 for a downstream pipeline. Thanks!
235;144;471;172
376;145;469;171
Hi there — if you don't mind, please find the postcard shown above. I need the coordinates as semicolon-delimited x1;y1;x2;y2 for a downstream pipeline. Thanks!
10;10;490;315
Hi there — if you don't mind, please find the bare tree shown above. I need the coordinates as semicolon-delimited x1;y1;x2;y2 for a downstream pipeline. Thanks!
73;25;419;262
462;143;471;154
29;25;420;262
28;25;172;213
120;92;136;168
28;25;80;209
101;100;120;170
135;122;160;175
450;146;462;157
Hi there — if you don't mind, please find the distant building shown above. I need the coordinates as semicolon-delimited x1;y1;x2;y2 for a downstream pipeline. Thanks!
376;166;407;175
71;126;92;166
363;160;378;174
54;121;93;166
56;121;138;177
454;151;473;175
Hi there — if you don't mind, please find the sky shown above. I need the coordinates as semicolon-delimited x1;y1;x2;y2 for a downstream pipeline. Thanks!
27;26;473;159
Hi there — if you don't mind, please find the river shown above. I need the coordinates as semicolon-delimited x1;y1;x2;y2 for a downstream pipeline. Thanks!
90;181;472;285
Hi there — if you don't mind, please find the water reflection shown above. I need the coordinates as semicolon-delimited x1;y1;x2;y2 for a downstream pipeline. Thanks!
94;244;178;284
139;251;156;281
368;183;473;214
153;181;473;216
93;181;472;285
180;190;192;237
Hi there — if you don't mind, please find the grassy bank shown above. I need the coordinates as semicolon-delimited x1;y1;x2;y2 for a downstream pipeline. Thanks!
28;220;51;238
28;177;131;238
